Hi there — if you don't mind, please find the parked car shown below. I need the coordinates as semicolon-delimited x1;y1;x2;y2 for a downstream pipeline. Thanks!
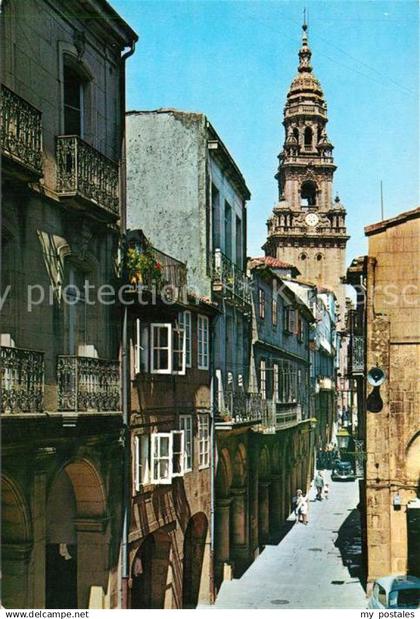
367;575;420;609
331;460;355;481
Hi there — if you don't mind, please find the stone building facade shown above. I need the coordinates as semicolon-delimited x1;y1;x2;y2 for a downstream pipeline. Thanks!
1;0;137;608
263;23;349;330
124;230;217;608
126;110;252;422
349;208;420;587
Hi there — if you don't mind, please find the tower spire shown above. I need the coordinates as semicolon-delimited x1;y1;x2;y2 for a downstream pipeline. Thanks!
299;12;312;73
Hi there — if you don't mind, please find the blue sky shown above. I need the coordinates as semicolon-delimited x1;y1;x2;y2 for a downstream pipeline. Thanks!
112;0;419;262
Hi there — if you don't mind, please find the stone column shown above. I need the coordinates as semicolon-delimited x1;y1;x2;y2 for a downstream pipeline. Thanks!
2;543;33;608
230;487;247;560
33;447;55;608
269;475;283;536
214;497;232;564
258;481;270;544
248;447;259;559
75;517;109;609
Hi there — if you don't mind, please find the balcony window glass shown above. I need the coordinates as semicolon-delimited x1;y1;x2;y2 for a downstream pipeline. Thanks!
151;324;171;373
198;415;210;468
273;363;279;402
178;311;191;367
150;323;185;375
63;63;83;136
272;294;278;326
179;415;193;471
235;215;242;267
224;201;232;260
198;315;209;370
259;288;265;319
212;185;220;250
260;359;266;399
151;433;171;484
171;430;185;477
135;434;151;490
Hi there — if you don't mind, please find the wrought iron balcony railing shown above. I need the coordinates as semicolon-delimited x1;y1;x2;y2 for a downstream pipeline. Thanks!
219;389;263;423
57;355;120;412
351;335;365;374
149;245;187;290
1;84;43;176
1;346;44;413
56;135;119;217
211;249;251;306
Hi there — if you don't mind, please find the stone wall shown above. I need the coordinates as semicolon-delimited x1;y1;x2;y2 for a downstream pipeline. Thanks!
365;211;420;583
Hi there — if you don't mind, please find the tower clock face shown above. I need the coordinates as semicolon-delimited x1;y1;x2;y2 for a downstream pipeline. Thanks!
305;213;319;227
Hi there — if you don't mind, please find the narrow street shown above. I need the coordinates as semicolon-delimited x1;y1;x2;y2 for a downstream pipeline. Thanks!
211;473;367;609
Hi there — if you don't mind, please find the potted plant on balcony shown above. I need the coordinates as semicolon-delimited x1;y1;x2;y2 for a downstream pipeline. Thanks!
126;246;163;288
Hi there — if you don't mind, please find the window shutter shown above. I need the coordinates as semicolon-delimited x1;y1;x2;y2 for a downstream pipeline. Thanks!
171;430;185;477
135;319;141;374
172;327;186;375
135;435;140;492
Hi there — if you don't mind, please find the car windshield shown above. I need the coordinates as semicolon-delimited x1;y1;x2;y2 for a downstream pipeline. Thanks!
389;588;420;609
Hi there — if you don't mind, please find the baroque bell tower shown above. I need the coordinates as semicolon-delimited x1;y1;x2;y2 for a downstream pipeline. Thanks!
264;21;349;326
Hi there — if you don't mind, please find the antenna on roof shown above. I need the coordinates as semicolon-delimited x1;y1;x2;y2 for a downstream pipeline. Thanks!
303;7;307;29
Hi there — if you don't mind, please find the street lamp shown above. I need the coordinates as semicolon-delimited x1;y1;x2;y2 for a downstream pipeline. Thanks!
336;427;351;450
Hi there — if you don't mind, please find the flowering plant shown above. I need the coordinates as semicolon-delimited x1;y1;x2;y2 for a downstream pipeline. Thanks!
126;247;163;287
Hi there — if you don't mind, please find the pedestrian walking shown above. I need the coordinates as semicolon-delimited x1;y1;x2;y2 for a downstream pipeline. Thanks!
315;470;324;500
324;482;329;500
300;493;309;525
294;489;303;522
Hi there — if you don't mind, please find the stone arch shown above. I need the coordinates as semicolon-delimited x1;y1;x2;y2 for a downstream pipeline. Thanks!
1;475;32;608
300;180;317;207
1;475;32;544
216;448;232;497
406;432;420;487
232;443;247;487
304;126;313;148
131;530;172;609
182;512;209;608
46;459;108;609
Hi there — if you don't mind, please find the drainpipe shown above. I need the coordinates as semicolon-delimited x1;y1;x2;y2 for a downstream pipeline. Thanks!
120;39;136;610
209;311;220;604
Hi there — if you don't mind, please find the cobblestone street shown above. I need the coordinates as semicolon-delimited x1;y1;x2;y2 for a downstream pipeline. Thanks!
209;472;367;609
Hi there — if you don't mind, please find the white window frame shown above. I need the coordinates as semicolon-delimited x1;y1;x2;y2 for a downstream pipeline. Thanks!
134;434;151;491
260;359;266;400
151;323;172;375
197;315;209;370
150;323;186;375
172;326;186;375
273;363;279;403
134;319;150;374
198;415;210;469
179;415;193;472
171;430;185;478
178;311;192;368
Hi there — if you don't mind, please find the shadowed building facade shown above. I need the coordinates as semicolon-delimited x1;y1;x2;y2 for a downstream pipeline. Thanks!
1;0;137;608
348;208;420;588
